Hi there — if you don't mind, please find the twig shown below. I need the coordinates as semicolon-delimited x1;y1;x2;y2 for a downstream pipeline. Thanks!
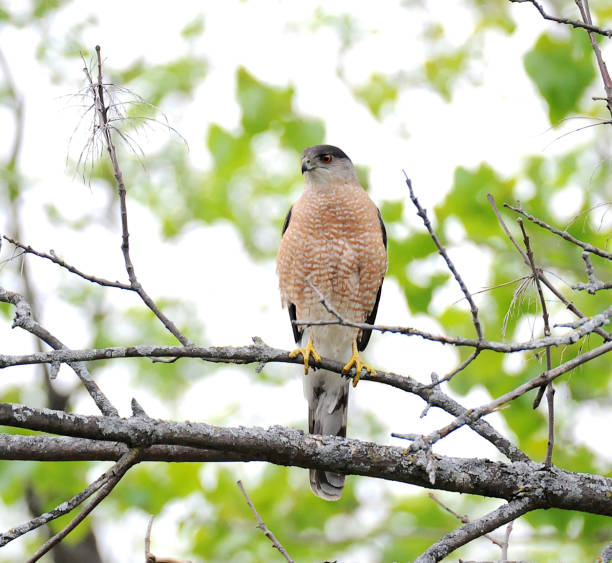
25;449;140;562
488;195;612;343
144;516;193;563
420;337;612;447
505;203;612;261
518;219;555;467
573;251;612;293
509;0;612;37
431;349;480;387
501;520;514;560
5;301;612;366
0;450;138;547
236;480;294;563
2;236;132;289
427;493;504;549
0;287;118;416
404;173;484;343
575;0;612;118
82;45;194;347
414;497;535;563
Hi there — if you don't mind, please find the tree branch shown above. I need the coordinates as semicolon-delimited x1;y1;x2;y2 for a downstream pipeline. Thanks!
509;0;612;37
81;45;194;348
1;403;611;516
25;449;139;562
0;287;118;416
505;203;612;261
414;497;536;562
0;449;139;548
237;480;294;563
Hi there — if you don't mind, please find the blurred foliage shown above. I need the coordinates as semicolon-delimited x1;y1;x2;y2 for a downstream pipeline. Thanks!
1;1;612;562
524;30;596;124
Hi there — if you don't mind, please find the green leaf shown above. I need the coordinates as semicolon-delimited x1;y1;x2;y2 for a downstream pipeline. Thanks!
437;164;515;240
237;68;293;135
280;117;325;152
424;48;469;101
380;200;404;223
353;73;398;118
181;15;205;38
523;30;596;124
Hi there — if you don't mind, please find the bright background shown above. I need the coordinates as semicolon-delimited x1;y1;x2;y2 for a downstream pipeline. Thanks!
1;1;612;561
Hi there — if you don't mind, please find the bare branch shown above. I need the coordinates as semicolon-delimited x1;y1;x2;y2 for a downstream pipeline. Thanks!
509;0;612;37
414;497;535;563
25;449;139;562
505;202;612;261
573;251;612;293
404;173;484;342
82;45;194;347
0;433;252;463
2;236;132;289
488;195;612;343
423;337;612;446
0;336;527;462
237;481;294;563
427;493;504;549
2;403;612;516
144;516;193;563
0;450;139;548
0;287;118;416
575;0;612;117
517;219;555;467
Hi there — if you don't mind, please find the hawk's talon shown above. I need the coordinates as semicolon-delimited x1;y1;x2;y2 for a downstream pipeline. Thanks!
289;336;321;374
343;341;377;387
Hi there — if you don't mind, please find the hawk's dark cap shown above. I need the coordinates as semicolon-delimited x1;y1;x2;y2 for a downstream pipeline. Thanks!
302;145;351;162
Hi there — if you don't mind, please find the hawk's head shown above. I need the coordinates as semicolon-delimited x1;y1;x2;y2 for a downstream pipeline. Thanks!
301;145;358;187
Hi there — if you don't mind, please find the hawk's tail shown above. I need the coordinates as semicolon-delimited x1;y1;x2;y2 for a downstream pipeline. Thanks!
307;374;349;501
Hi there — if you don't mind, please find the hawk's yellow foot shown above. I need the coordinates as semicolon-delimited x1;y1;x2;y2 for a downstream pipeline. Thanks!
289;336;322;374
343;341;377;387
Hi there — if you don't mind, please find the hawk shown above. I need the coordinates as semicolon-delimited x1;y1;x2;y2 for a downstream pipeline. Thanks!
276;145;388;500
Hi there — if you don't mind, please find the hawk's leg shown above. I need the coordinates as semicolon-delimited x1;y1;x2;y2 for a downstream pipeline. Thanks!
343;341;377;387
289;336;322;374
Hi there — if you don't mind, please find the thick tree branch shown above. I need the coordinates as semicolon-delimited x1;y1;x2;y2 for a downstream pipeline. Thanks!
0;403;611;516
0;434;250;462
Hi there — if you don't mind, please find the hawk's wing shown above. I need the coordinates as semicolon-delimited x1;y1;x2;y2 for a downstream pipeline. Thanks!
357;208;387;351
281;206;302;344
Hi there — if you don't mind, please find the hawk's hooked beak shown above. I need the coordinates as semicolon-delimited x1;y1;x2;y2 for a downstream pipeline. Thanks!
301;158;314;174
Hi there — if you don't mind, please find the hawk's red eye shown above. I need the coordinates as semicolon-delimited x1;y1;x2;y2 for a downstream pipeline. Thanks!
321;154;332;163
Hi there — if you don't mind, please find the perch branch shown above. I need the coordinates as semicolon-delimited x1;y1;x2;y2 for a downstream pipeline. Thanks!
2;403;612;516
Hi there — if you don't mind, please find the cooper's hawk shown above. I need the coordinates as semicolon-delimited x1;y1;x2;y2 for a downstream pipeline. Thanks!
277;145;387;500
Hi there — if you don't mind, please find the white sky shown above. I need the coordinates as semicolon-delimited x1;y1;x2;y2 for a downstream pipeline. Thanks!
1;1;611;561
